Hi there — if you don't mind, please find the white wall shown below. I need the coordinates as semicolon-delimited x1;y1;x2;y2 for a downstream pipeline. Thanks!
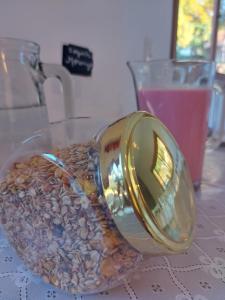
0;0;173;122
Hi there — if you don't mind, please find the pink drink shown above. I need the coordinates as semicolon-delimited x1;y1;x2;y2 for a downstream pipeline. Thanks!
138;88;211;184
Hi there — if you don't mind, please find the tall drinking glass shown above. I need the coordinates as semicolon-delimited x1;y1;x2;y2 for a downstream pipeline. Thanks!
128;60;225;188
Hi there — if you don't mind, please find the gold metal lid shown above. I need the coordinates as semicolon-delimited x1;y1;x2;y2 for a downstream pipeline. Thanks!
98;111;195;254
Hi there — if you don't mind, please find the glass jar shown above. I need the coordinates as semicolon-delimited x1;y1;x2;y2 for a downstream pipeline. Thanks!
0;112;195;295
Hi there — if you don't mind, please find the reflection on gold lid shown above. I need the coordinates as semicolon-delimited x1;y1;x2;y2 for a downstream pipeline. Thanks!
98;111;195;254
152;132;173;190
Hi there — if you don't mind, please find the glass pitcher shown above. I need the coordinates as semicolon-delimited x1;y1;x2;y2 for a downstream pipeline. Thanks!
0;38;73;166
127;59;225;188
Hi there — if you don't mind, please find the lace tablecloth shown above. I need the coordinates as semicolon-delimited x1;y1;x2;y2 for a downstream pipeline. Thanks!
0;148;225;300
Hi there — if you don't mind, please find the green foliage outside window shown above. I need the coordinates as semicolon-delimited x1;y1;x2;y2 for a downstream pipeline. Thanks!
176;0;214;59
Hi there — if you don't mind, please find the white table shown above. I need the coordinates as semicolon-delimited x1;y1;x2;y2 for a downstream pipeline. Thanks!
0;148;225;300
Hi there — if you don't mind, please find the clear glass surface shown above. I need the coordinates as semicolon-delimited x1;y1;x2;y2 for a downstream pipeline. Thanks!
0;38;72;167
128;60;223;187
0;118;142;295
0;38;47;166
0;114;195;294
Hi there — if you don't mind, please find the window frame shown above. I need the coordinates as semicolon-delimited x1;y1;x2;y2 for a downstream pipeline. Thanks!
170;0;222;75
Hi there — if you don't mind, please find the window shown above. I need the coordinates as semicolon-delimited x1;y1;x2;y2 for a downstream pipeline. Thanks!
216;0;225;72
172;0;225;74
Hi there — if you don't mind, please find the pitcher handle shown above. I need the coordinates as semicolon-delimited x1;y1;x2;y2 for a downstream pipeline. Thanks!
40;63;74;123
207;81;225;149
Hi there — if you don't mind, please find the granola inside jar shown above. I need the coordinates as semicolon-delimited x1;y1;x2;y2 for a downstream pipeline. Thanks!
0;112;196;295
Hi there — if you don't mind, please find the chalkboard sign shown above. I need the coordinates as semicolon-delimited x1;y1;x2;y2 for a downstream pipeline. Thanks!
62;44;93;76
